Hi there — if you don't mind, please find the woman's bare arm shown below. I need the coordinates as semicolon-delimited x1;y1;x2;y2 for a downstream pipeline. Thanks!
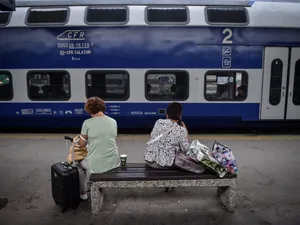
182;121;188;136
179;129;190;153
78;134;88;147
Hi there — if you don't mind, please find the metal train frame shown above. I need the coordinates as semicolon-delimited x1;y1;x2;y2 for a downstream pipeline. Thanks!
0;0;300;129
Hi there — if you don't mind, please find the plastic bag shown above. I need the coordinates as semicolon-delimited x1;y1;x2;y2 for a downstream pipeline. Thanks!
174;152;206;174
67;135;88;164
186;140;227;178
212;141;238;174
186;140;209;162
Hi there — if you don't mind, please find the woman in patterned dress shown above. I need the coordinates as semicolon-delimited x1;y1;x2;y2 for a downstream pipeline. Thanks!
145;102;190;170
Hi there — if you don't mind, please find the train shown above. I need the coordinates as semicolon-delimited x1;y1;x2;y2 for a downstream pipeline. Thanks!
0;0;300;130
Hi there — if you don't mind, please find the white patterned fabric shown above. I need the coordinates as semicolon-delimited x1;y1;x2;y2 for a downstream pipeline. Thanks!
145;119;190;167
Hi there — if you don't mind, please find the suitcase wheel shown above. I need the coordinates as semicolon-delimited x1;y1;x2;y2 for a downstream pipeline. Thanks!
164;187;175;192
61;207;68;213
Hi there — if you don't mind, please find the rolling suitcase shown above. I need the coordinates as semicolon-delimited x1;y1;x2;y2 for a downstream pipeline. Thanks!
51;136;80;212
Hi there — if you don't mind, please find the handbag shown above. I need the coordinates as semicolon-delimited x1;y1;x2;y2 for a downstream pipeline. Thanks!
67;135;88;164
174;151;206;174
186;140;228;178
212;141;238;174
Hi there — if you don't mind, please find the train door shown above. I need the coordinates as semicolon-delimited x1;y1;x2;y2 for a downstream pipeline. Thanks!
286;48;300;120
260;47;289;120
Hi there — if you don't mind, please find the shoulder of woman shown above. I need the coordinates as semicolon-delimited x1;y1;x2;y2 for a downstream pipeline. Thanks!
161;118;171;123
155;118;164;124
157;119;171;126
105;115;117;124
83;118;92;124
82;117;95;127
151;119;164;129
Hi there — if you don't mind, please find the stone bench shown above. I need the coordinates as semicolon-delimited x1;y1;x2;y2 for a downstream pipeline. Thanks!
89;163;237;215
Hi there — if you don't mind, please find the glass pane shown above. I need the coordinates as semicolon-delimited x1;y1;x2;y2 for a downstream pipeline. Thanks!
146;7;188;23
86;71;129;101
269;59;283;106
293;60;300;106
27;71;70;100
204;71;247;101
146;71;189;101
0;72;13;101
206;7;248;24
86;7;127;24
27;8;68;24
0;12;10;25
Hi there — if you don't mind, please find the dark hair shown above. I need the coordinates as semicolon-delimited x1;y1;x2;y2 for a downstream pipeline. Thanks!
166;102;183;120
84;97;106;114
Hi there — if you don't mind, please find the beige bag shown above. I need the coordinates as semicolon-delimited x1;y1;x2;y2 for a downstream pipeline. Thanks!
67;135;88;164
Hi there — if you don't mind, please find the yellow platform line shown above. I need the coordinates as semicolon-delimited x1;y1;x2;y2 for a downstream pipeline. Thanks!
0;133;300;141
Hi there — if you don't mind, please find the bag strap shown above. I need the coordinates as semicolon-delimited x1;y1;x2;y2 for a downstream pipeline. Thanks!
147;125;175;145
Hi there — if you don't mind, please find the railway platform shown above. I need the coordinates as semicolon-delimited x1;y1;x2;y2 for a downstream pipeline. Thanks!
0;133;300;225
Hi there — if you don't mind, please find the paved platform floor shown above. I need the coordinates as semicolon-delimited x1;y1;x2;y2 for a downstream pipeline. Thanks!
0;134;300;225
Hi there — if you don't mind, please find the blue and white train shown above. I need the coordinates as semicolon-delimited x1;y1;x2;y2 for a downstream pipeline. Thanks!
0;0;300;129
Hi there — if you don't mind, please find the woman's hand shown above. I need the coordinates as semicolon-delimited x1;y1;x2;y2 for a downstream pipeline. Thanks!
78;134;88;147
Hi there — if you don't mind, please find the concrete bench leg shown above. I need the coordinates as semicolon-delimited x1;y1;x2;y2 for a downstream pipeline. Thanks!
91;184;103;215
217;186;236;212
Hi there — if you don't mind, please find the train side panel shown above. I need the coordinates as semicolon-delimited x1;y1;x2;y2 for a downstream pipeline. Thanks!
1;1;300;129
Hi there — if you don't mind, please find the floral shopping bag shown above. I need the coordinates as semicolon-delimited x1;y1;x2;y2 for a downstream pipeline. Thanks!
211;141;238;174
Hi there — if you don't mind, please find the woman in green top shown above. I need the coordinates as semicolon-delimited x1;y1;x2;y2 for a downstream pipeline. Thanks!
78;97;120;200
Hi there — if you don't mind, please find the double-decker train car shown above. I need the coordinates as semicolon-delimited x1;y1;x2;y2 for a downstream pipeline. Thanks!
0;0;300;129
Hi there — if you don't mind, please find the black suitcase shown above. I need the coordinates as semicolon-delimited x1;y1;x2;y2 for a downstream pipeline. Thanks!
51;136;80;212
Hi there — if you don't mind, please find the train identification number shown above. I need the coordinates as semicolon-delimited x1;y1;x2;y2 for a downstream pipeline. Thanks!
57;30;94;61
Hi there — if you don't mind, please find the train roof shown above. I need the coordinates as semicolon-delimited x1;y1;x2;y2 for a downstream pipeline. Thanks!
14;0;253;7
0;0;297;10
1;0;300;28
13;0;299;7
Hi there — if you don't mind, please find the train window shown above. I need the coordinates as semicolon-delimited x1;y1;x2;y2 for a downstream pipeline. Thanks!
26;7;69;25
204;71;248;101
86;71;129;101
146;7;189;24
0;72;13;101
269;59;283;106
293;60;300;106
85;6;128;24
145;71;189;101
0;12;11;26
27;71;70;101
205;7;248;25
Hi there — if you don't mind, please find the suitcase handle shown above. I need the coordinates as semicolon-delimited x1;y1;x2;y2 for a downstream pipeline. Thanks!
64;136;76;166
64;136;73;142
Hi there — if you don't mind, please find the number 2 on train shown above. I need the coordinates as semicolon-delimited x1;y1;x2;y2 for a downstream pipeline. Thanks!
222;28;233;44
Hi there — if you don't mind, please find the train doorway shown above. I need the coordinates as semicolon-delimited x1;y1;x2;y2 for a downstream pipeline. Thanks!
260;47;300;120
